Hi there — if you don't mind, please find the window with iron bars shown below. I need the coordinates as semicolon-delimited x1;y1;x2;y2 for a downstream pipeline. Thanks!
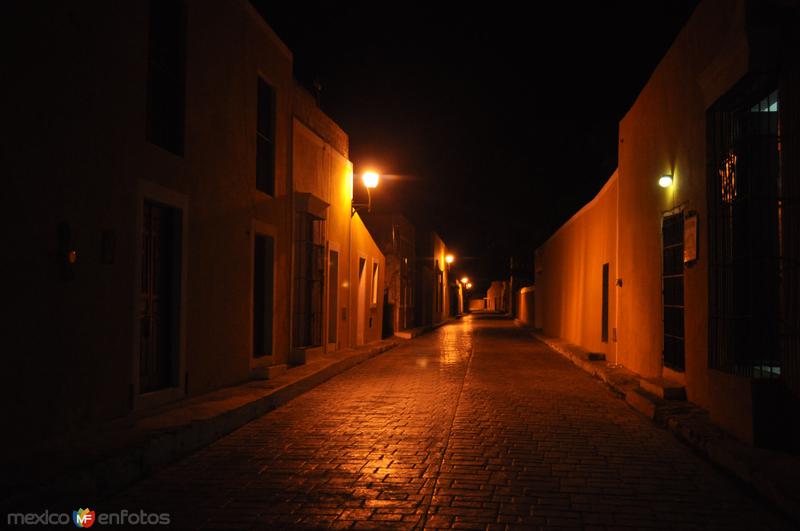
708;80;798;393
293;213;324;348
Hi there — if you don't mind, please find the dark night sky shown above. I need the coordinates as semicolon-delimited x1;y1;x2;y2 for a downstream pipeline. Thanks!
252;1;699;291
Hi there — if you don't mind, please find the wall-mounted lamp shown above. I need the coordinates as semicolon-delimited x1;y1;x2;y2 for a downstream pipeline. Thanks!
445;254;454;264
466;282;472;289
658;174;673;188
461;276;469;284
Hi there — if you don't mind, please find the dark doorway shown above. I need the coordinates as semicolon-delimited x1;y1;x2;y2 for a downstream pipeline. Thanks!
293;213;324;348
662;211;685;371
139;201;182;393
253;234;274;358
328;250;339;346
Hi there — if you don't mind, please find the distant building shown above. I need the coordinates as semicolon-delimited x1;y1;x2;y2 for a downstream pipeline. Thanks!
533;0;800;450
289;83;385;364
486;281;510;312
361;214;416;335
6;0;384;451
415;231;455;327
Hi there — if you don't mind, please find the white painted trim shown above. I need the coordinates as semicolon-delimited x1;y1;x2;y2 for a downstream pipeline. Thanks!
356;252;368;346
370;258;380;308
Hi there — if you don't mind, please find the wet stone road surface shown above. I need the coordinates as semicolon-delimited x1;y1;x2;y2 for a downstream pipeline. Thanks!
108;315;792;529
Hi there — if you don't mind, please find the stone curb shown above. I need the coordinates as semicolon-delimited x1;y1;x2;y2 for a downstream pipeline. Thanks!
394;315;462;339
519;324;800;527
2;341;398;513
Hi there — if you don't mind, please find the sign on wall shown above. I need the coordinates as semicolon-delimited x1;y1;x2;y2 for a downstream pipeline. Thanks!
684;212;698;264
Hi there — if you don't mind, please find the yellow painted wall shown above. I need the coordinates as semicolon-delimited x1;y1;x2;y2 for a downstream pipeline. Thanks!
292;100;384;351
349;214;386;346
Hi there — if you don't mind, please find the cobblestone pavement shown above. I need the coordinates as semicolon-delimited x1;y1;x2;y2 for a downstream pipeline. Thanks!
107;315;792;529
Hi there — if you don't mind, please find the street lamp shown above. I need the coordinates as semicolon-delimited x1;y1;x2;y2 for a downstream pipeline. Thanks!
445;254;454;265
461;276;469;284
466;282;472;289
362;171;379;189
352;170;380;215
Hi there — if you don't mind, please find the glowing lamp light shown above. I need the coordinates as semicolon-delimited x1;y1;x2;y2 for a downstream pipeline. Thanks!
466;282;473;289
659;174;673;188
362;171;380;189
461;276;469;284
445;254;454;264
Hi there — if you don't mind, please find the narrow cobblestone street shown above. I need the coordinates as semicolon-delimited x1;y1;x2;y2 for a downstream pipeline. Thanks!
108;315;791;530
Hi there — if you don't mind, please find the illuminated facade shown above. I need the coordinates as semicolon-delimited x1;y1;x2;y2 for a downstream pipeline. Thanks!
361;213;417;335
415;231;455;327
5;0;384;451
534;0;799;449
291;84;385;359
486;281;510;312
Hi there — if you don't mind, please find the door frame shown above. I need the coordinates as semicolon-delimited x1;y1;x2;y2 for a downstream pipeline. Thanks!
132;180;188;411
662;209;686;372
356;254;367;346
326;241;341;352
250;220;278;371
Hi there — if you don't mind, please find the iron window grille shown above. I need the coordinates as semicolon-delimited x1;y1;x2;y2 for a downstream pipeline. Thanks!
663;212;685;371
293;213;324;348
708;80;798;388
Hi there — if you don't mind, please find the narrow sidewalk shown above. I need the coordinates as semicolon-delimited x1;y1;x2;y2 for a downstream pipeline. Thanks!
2;339;398;513
517;322;800;526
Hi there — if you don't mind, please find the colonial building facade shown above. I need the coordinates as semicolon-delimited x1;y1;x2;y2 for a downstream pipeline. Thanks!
6;0;383;452
291;84;384;361
415;231;455;328
534;0;799;450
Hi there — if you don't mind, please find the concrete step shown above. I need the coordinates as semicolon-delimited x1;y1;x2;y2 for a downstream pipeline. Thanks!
249;364;287;380
395;328;424;339
625;388;659;419
639;377;686;400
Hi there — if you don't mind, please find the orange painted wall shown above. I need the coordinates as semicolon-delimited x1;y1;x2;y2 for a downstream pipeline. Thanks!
516;287;535;327
617;0;749;409
534;0;753;425
535;173;618;359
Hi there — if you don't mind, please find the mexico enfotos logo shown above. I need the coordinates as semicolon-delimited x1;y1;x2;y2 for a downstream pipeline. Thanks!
7;508;170;527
